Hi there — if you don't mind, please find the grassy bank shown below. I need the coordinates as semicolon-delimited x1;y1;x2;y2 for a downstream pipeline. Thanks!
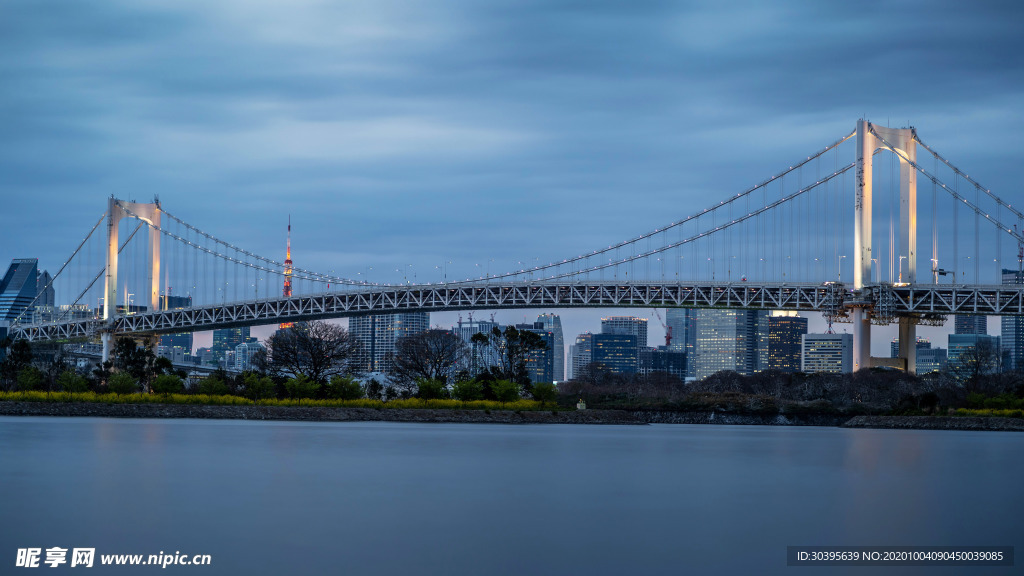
0;391;554;412
953;408;1024;418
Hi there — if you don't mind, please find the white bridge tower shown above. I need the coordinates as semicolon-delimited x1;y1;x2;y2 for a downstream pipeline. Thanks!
102;197;162;361
853;120;918;373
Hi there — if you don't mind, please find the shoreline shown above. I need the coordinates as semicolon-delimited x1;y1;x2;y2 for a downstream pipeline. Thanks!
2;401;1024;430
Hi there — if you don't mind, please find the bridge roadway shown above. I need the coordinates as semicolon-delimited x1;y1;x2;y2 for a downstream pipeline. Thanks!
9;280;1024;342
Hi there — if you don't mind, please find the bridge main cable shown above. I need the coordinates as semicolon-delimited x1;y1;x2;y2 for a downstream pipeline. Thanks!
870;126;1024;244
155;205;374;287
10;211;107;327
118;202;375;288
527;161;857;282
437;130;856;285
913;133;1024;221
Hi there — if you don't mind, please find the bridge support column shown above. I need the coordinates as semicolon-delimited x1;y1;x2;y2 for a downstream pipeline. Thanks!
898;317;917;374
101;332;112;363
852;308;871;372
852;120;874;372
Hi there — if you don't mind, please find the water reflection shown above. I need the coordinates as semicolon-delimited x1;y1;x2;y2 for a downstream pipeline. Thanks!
1;418;1020;576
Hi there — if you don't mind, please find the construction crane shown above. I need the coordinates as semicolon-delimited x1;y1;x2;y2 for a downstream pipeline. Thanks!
651;308;672;348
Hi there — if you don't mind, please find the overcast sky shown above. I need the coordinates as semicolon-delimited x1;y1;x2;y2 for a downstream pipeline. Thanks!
2;0;1023;357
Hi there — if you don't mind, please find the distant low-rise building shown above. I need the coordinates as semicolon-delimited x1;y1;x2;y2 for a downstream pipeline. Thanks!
592;333;638;374
890;336;946;374
801;333;852;373
234;341;265;372
639;347;687;379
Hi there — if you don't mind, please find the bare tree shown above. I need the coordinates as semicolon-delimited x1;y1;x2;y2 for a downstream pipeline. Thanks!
262;321;361;384
390;329;468;385
470;325;548;386
949;338;1002;390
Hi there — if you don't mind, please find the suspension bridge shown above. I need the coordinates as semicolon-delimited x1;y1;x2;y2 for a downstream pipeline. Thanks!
5;120;1023;374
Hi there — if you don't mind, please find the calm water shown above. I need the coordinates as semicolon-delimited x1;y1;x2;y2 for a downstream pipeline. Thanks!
1;417;1020;575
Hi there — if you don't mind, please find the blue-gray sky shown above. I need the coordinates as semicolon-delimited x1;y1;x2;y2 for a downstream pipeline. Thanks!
2;0;1023;356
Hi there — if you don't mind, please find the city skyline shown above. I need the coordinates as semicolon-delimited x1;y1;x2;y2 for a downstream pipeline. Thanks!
3;2;1023;359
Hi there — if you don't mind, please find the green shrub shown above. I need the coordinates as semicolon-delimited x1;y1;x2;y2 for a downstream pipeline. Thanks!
491;379;521;403
151;374;185;395
325;376;363;400
243;373;275;402
17;366;44;391
107;372;138;395
415;378;448;400
451;379;484;401
57;370;89;394
198;376;229;396
284;374;320;399
531;382;557;404
364;378;384;400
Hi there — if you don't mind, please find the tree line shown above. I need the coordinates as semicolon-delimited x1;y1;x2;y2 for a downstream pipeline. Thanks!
562;351;1024;415
0;320;557;404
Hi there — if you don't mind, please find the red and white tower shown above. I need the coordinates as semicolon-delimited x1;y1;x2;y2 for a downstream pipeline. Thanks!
280;216;294;330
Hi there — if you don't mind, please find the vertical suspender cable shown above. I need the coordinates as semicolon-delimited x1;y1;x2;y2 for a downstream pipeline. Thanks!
932;155;938;283
975;179;980;283
953;173;959;284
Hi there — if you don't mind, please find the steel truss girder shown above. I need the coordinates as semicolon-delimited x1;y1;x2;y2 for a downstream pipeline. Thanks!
10;281;1024;343
876;285;1024;316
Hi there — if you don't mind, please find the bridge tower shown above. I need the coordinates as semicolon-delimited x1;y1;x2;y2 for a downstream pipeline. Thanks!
853;120;918;373
102;197;162;361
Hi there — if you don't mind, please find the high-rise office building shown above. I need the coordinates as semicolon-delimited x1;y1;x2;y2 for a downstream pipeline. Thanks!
639;347;687;379
568;332;594;380
767;312;807;373
890;336;932;358
211;326;251;367
451;317;502;375
666;308;698;377
36;270;54;308
693;309;769;379
801;333;853;373
1001;269;1024;370
916;347;948;374
948;334;1001;375
598;316;647;374
515;322;556;384
665;308;696;352
954;314;988;335
536;313;565;382
592;333;638;374
601;316;648;349
0;259;52;323
350;313;430;374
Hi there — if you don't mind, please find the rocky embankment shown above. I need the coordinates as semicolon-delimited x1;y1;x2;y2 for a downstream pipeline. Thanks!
842;415;1024;432
0;401;640;424
630;411;849;426
2;402;1022;430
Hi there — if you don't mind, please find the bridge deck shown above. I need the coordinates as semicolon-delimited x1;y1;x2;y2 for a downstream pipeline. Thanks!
9;281;1024;342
